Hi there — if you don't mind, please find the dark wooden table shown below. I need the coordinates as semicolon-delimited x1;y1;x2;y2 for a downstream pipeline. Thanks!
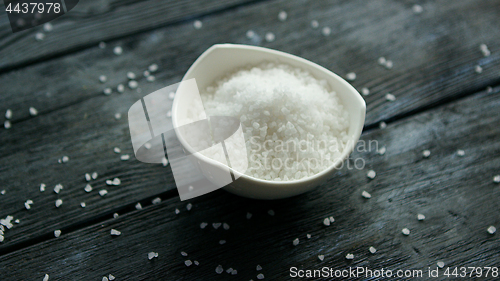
1;0;499;280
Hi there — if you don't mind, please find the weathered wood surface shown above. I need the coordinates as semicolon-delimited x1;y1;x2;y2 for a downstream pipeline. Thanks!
1;87;499;280
0;0;259;71
1;0;500;253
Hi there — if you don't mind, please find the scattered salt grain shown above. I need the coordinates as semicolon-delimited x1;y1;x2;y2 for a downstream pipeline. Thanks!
437;261;445;268
152;197;162;204
54;184;63;194
486;86;493;93
4;121;11;129
379;121;387;129
487;226;496;235
361;190;372;199
35;32;45;41
402;228;410;235
329;216;335;223
345;72;356;81
232;270;238;275
219;240;226;245
5;109;12;119
135;203;142;210
193;20;203;29
361;87;370;96
306;234;311;239
265;32;275;42
148;64;158;72
146;75;155;82
318;255;324;261
213;222;222;229
99;75;107;83
457;149;465;156
321;26;331;36
367;170;376;179
40;183;46;192
256;265;262;271
475;65;483;74
148;252;158;260
112;178;121;185
385;60;393;69
417;213;426;221
102;277;108;281
185;260;193;267
493;175;500;183
54;230;61;237
257;273;265;279
113;213;119;218
168;92;175;99
92;172;98;180
412;4;423;14
110;229;121;236
216;265;224;274
345;253;354;260
0;190;5;195
128;80;138;89
144;142;152;149
114;147;121;153
480;44;491;57
42;22;53;32
14;219;20;224
127;72;136;80
113;46;123;55
117;84;125;93
175;208;180;214
268;210;275;216
246;30;255;39
378;57;386;65
278;11;287;21
120;154;130;160
43;273;49;281
226;268;233;274
194;260;199;266
377;146;386;155
62;156;69;163
423;150;431;158
369;246;377;254
186;203;193;211
200;222;208;229
246;212;252;219
80;202;86;208
108;274;115;281
385;93;396;101
24;200;33;210
103;88;112;95
55;199;63;208
311;20;319;28
181;251;188;256
293;238;299;246
98;42;106;49
85;173;91;181
99;189;108;197
29;107;38;116
166;111;172;118
323;218;330;226
223;223;230;230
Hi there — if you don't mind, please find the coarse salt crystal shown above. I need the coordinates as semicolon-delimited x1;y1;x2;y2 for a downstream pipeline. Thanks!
144;142;152;149
92;172;98;180
148;64;158;72
378;146;386;155
146;75;155;82
379;121;387;129
278;11;287;21
117;84;125;93
43;22;53;32
135;203;142;210
102;277;108;281
268;210;275;216
194;260;199;266
5;109;12;119
193;20;202;29
216;265;223;274
369;246;377;254
323;218;330;226
378;57;386;65
306;234;311;239
480;44;491;57
120;154;130;160
4;121;11;129
109;274;115;281
361;190;371;199
185;260;193;266
402;228;410;235
113;213;119;218
361;87;370;96
110;229;121;236
112;178;121;185
493;175;500;183
475;65;483;74
99;189;108;196
103;88;112;95
55;199;63;208
311;20;319;28
114;147;121;153
127;72;136;80
345;253;354;260
246;30;255;39
223;223;230;230
423;150;431;158
265;32;275;42
437;261;445;268
321;26;331;36
412;4;423;14
417;213;425;221
213;222;222;229
385;60;393;69
81;202;86;208
40;183;46;192
367;170;376;179
29;107;38;116
85;173;91;181
162;157;169;166
487;226;496;234
54;184;63;194
35;32;45;41
219;240;226;245
257;273;265;279
345;72;356;81
181;251;188;256
113;46;123;55
148;252;158;260
293;238;299;246
457;149;465;156
256;265;262;271
318;255;324;261
152;197;161;204
200;222;208;229
98;42;106;49
54;230;61;237
186;203;193;211
43;273;49;281
99;75;107;83
385;93;396;101
175;208;180;214
0;190;5;195
329;216;335;223
128;80;138;89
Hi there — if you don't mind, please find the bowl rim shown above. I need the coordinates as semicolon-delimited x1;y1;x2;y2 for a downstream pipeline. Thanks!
172;43;366;186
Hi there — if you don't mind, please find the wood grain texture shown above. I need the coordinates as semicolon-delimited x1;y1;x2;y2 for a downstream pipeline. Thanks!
0;0;499;259
1;88;499;280
0;0;259;71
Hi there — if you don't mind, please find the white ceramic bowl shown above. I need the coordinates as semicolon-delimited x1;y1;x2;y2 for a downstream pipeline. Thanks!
172;44;365;200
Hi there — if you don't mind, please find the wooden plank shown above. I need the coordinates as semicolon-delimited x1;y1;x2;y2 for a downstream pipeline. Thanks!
1;88;499;280
0;0;258;71
1;0;500;250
